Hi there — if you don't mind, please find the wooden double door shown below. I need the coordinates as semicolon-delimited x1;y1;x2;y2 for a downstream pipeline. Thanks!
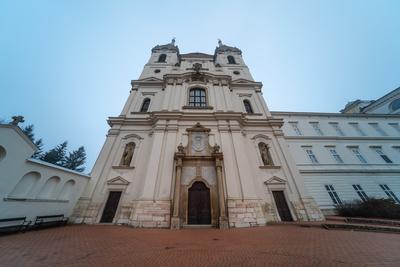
188;181;211;224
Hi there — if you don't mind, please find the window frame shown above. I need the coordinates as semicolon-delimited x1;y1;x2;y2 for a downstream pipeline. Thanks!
327;147;344;164
305;148;319;164
157;54;167;63
188;87;208;107
140;98;151;112
309;122;324;136
329;122;345;136
348;122;367;136
373;147;393;163
352;184;368;202
289;122;302;136
325;184;342;205
227;55;236;64
243;99;254;114
379;184;400;203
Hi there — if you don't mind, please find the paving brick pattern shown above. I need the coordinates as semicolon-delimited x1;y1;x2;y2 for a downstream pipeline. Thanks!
0;225;399;266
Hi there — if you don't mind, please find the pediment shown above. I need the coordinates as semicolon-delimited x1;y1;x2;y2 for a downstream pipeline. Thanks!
265;176;286;185
138;77;163;82
232;78;253;84
107;176;130;185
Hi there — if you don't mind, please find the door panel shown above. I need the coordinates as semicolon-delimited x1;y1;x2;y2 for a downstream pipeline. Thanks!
188;182;211;224
272;191;293;222
100;191;122;223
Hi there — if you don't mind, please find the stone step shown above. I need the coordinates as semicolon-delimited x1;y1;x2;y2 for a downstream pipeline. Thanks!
344;217;400;227
182;224;214;229
322;223;400;234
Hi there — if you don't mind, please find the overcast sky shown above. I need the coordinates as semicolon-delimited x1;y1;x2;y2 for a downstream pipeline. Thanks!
1;0;399;172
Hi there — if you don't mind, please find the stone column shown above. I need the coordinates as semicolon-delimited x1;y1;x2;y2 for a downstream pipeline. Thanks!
214;152;229;229
171;151;184;229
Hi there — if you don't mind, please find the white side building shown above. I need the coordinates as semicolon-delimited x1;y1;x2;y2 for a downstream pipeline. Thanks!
272;88;400;214
0;124;90;222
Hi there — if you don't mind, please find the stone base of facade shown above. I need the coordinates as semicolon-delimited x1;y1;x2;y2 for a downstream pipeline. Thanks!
292;197;325;222
129;200;171;228
227;199;267;228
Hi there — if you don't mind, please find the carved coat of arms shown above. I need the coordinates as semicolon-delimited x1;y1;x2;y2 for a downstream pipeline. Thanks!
192;134;205;152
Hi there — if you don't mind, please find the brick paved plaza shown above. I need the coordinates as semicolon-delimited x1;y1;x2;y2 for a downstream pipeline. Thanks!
0;225;399;266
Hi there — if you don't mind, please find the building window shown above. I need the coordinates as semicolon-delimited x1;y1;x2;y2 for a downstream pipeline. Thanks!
352;184;368;202
389;123;400;134
373;147;393;163
389;98;400;112
369;123;388;136
350;148;367;163
328;148;344;164
309;122;324;136
227;55;236;64
289;122;302;136
140;98;151;112
243;100;253;113
325;184;342;205
349;122;367;136
158;54;167;63
189;88;207;107
379;184;400;203
329;122;345;136
305;149;319;163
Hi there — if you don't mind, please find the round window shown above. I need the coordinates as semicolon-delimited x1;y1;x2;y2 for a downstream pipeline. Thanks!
390;98;400;111
154;69;161;73
233;71;240;75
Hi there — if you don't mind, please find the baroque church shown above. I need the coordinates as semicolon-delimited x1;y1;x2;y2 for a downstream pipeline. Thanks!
2;40;399;229
71;39;325;229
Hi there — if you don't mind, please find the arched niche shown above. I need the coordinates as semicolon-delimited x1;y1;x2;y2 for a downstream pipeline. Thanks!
9;171;41;198
58;179;76;200
37;176;61;199
0;145;6;162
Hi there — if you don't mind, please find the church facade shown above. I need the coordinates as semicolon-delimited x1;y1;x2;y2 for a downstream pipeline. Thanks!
72;40;324;228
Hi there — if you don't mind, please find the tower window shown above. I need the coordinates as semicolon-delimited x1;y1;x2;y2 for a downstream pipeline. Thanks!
140;98;151;112
189;88;207;107
243;100;253;113
158;54;167;63
227;55;236;64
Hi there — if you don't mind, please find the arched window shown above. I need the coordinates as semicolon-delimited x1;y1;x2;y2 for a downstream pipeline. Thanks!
243;100;253;113
189;88;207;107
227;55;236;64
37;176;60;199
59;180;76;200
140;98;151;112
9;171;41;198
158;54;167;63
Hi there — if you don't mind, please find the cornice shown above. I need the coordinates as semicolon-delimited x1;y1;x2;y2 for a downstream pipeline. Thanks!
283;136;400;141
271;111;400;118
108;112;284;128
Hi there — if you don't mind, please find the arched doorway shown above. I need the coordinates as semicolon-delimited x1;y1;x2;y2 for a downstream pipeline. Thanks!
188;181;211;224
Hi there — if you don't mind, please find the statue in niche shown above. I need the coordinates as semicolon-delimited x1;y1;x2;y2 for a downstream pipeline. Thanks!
120;142;135;166
259;142;273;166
